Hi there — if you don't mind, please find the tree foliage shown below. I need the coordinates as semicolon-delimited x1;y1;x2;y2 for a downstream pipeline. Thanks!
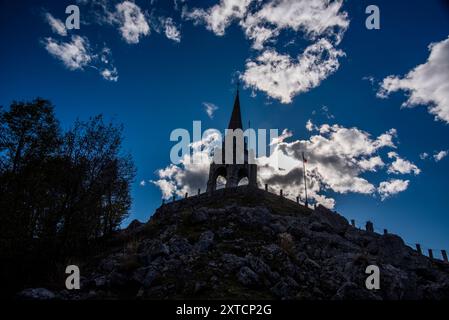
0;99;136;294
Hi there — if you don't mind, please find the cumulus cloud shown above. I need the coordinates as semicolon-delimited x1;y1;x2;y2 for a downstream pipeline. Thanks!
44;35;92;70
378;179;410;200
306;119;315;132
98;47;119;81
378;36;449;123
151;130;220;198
240;0;348;49
387;152;421;175
203;102;219;119
43;36;119;81
242;39;344;103
163;17;181;42
358;156;384;172
151;120;415;208
270;129;293;145
45;12;67;36
183;0;253;36
183;0;349;103
434;150;448;162
101;67;119;81
113;1;150;44
419;152;429;160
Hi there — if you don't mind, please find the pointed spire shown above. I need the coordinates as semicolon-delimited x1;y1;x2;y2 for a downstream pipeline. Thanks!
228;87;243;130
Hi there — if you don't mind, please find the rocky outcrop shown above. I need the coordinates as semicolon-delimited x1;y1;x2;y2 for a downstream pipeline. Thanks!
18;186;449;300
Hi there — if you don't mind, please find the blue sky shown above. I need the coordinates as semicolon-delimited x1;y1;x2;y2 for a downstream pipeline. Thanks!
1;0;449;256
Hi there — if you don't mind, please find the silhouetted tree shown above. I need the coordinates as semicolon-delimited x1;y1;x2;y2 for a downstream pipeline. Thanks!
0;99;136;295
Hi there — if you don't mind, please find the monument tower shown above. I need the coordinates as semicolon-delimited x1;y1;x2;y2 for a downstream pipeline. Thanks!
206;89;258;192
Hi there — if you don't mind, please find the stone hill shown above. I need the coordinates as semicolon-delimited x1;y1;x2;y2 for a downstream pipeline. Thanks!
19;186;449;300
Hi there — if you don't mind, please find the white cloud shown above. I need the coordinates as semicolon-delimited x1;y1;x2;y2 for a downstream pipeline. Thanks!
101;67;119;81
305;119;315;131
151;121;413;208
44;36;119;81
152;179;177;199
114;1;150;44
241;0;349;49
378;179;410;200
270;129;293;145
151;130;220;198
203;102;219;119
434;150;448;162
183;0;349;104
242;39;344;103
139;180;146;187
183;0;253;36
419;152;429;160
378;36;449;123
387;152;421;175
44;35;92;70
163;17;181;42
45;12;67;36
362;75;375;86
358;156;384;172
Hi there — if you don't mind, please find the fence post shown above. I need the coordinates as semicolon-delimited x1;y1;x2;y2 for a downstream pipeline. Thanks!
351;219;355;227
296;196;299;204
280;189;283;197
185;192;188;199
265;184;268;191
172;195;176;202
162;199;165;205
198;188;201;196
442;250;448;263
428;249;434;259
383;229;388;235
416;244;422;255
365;221;374;233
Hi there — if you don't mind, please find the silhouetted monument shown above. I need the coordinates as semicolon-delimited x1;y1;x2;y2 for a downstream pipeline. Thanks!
206;89;257;192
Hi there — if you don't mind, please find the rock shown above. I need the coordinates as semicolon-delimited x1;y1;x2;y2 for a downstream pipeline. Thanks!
132;267;150;283
168;236;192;256
99;258;116;273
261;244;285;261
237;266;260;287
45;190;449;300
126;219;143;232
108;271;127;287
304;258;321;270
378;234;408;264
17;288;56;300
191;209;209;223
143;268;160;288
270;277;299;299
141;239;170;262
309;221;333;233
194;281;207;294
221;253;246;272
246;255;272;276
94;275;108;288
217;226;234;238
194;231;215;253
333;282;381;300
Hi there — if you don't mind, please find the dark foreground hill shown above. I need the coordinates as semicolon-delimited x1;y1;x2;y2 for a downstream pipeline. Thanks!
18;186;449;300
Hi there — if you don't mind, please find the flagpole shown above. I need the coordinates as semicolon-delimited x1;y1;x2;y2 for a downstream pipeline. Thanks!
302;152;308;207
